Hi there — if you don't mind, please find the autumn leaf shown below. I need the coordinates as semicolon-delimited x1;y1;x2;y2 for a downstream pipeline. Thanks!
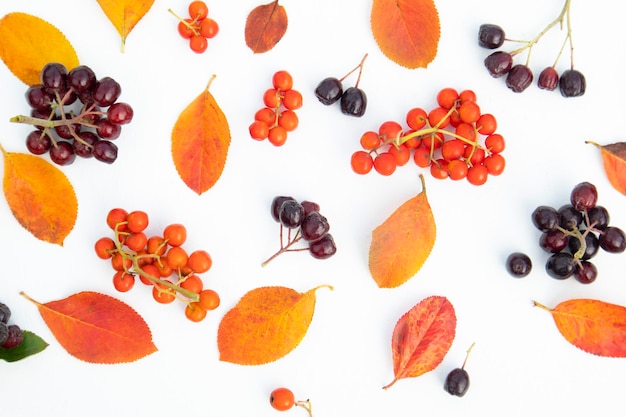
245;0;288;54
217;285;332;365
369;175;436;288
172;75;231;195
371;0;440;69
0;12;79;85
2;147;77;245
22;291;157;364
96;0;155;51
587;141;626;196
384;295;456;389
0;330;48;362
534;299;626;357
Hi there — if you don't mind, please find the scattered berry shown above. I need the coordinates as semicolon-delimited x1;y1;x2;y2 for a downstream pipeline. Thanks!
506;252;532;277
10;63;133;165
444;342;475;397
169;1;219;53
269;387;313;416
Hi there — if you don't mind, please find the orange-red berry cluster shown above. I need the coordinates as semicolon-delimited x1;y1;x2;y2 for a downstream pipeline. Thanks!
249;70;303;146
172;1;219;53
94;208;220;322
350;88;506;186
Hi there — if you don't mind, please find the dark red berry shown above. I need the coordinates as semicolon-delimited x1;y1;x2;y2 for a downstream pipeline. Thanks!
559;69;586;97
478;24;505;49
505;65;533;93
506;252;532;277
538;67;559;90
484;51;512;77
570;181;597;212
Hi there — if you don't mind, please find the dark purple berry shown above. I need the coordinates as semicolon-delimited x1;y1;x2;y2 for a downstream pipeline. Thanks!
309;233;336;259
539;230;568;253
41;63;68;94
49;141;76;166
538;67;559;91
301;211;330;242
558;204;582;230
25;84;54;110
599;226;626;253
0;303;11;324
545;252;576;279
1;324;24;349
340;87;367;117
444;368;470;397
279;200;305;229
107;102;134;125
505;65;533;93
570;181;597;212
531;205;559;232
478;24;505;49
25;130;52;155
506;252;532;277
92;77;121;107
93;140;118;164
484;51;512;77
301;200;320;216
67;65;96;94
588;206;610;231
73;131;99;158
271;196;296;222
559;69;586;97
574;261;597;284
568;232;599;260
315;77;343;105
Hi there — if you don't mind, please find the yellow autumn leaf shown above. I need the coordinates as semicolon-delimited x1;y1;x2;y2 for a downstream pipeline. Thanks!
0;12;79;85
1;146;77;245
96;0;155;51
217;285;332;365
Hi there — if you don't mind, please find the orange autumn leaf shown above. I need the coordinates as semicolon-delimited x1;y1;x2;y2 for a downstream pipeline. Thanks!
1;147;77;245
371;0;440;69
384;295;456;389
534;299;626;357
245;0;288;54
0;12;79;85
369;175;436;288
96;0;155;51
22;291;157;364
171;75;231;195
587;141;626;196
217;285;332;365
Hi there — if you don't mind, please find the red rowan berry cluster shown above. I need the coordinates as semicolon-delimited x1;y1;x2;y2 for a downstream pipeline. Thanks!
94;208;220;322
350;87;506;186
249;70;303;146
169;1;219;53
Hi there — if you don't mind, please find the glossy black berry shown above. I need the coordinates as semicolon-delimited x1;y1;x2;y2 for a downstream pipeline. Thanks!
271;196;296;222
67;65;97;94
599;226;626;253
279;200;305;229
574;261;598;284
539;230;568;253
301;200;320;216
588;206;610;231
537;67;559;91
92;140;118;164
49;141;76;166
314;77;343;105
545;252;576;279
41;62;68;94
301;211;330;242
559;69;586;97
340;87;367;117
505;65;533;93
0;303;10;324
570;181;597;212
484;51;513;78
506;252;532;277
531;206;559;232
444;368;470;397
309;233;337;259
558;204;582;230
478;24;505;49
568;233;599;260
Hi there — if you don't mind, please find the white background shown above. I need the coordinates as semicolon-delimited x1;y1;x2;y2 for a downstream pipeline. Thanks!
1;0;625;416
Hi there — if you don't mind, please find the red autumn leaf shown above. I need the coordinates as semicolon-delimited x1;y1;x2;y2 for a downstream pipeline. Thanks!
245;0;288;54
384;295;456;389
534;299;626;357
369;175;436;288
217;285;332;365
22;291;157;364
171;75;231;195
587;141;626;196
370;0;440;69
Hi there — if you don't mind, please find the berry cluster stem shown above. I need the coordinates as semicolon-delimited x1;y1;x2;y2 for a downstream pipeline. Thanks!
295;399;313;417
261;226;308;267
339;53;368;88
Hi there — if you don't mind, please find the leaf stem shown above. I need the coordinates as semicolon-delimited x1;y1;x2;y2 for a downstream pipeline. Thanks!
532;300;553;311
339;53;368;87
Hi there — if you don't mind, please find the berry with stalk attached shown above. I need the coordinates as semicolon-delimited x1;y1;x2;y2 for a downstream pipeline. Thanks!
169;1;219;53
270;387;314;416
315;54;369;117
444;342;475;397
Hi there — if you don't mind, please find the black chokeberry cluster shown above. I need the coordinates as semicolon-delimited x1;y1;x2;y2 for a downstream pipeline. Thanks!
0;302;24;350
262;196;337;266
315;54;368;117
478;1;586;98
12;62;134;165
527;182;625;283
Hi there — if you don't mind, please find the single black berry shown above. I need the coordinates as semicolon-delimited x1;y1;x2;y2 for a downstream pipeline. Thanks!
568;232;599;260
309;233;336;259
539;230;568;253
444;368;470;397
558;204;582;230
271;196;296;222
559;69;586;97
478;24;505;49
531;205;559;232
599;226;626;253
314;77;343;105
574;261;598;284
506;252;532;277
588;206;610;231
301;211;330;242
570;181;597;212
505;65;533;93
279;200;305;229
545;252;576;279
340;87;367;117
484;51;513;78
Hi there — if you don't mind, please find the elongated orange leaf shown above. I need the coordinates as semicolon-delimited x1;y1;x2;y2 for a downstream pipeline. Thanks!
371;0;440;69
96;0;155;51
369;175;436;288
587;141;626;196
22;291;157;364
172;76;231;195
2;147;77;245
245;1;288;54
217;285;332;365
0;12;79;85
384;296;456;389
534;299;626;357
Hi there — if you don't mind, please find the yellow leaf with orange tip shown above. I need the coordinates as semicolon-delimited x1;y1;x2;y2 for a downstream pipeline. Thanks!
587;141;626;196
96;0;155;51
171;75;231;195
371;0;440;69
2;147;77;245
217;285;332;365
0;12;79;85
369;175;436;288
534;299;626;357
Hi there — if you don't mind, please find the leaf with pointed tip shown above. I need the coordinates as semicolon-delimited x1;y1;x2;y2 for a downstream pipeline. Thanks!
96;0;155;51
0;331;48;362
245;1;288;54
